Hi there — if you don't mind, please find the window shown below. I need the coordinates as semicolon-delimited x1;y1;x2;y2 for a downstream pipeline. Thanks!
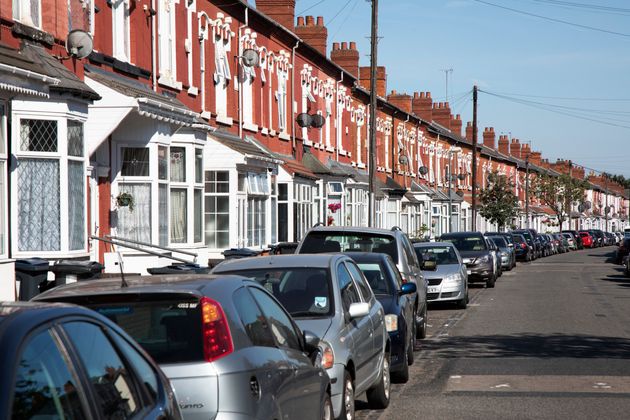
12;329;86;420
63;322;142;418
247;197;266;247
214;29;232;120
233;287;275;347
276;69;288;132
111;0;130;61
158;146;168;180
278;183;288;242
294;183;313;241
205;171;230;249
170;188;187;243
68;122;85;250
13;0;40;28
386;199;398;228
121;147;149;176
118;183;152;243
249;287;302;351
170;147;186;182
337;263;361;312
158;0;176;84
346;262;372;301
246;172;269;195
0;103;6;255
328;182;343;195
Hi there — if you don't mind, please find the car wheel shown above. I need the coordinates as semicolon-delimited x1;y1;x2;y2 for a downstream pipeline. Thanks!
393;346;409;383
457;292;468;309
407;319;416;365
321;392;334;420
367;353;391;409
416;304;427;339
486;275;496;288
339;371;355;420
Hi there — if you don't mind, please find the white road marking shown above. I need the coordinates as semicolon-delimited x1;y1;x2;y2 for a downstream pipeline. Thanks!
446;375;630;394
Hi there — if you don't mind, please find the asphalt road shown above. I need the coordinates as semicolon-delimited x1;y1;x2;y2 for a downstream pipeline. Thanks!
356;246;630;420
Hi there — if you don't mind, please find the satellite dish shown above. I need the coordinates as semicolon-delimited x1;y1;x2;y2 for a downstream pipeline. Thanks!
398;155;408;165
418;166;429;175
241;49;259;67
66;30;93;59
296;113;312;128
310;114;325;128
578;204;585;212
456;190;465;197
584;201;592;210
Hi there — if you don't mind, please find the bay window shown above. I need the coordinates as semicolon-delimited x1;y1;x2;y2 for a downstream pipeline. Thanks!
204;171;230;249
294;183;313;241
0;103;7;256
246;172;268;247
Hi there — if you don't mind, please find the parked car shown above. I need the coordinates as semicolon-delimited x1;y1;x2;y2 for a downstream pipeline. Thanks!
561;232;577;250
538;234;553;257
34;275;333;420
484;232;515;248
212;254;390;419
439;231;497;288
296;226;428;339
512;234;534;261
413;242;469;308
344;252;418;383
616;238;630;264
562;230;584;249
579;231;594;248
0;301;182;420
488;235;515;270
591;229;605;247
486;237;503;277
513;229;540;259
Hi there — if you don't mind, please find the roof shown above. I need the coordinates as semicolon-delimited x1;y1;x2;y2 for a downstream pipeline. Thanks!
302;152;334;175
413;241;456;248
21;43;100;101
210;130;280;163
212;254;340;272
275;154;319;180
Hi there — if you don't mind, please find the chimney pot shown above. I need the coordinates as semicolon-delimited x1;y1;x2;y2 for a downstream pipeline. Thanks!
413;92;419;99
306;15;314;25
341;41;348;49
349;41;356;50
332;42;339;50
317;16;324;26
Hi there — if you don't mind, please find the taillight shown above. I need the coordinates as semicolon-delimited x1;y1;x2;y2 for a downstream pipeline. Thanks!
200;297;233;363
521;243;527;249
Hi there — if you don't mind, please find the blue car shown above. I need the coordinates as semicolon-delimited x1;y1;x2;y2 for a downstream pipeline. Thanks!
344;252;417;383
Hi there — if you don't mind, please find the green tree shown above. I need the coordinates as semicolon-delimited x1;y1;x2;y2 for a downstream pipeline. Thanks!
479;171;519;230
532;172;588;225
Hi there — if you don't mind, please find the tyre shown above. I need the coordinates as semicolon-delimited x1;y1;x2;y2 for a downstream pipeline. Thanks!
367;353;391;409
407;319;415;365
338;371;355;420
321;393;333;420
393;347;409;383
486;275;496;288
457;291;468;309
416;304;427;339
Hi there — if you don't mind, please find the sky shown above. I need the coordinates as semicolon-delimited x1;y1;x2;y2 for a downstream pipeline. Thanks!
254;0;630;179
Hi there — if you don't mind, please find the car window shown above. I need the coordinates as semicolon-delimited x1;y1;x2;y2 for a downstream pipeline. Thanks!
220;267;333;317
107;330;159;404
233;287;276;348
442;236;487;251
300;231;398;261
12;329;87;420
337;263;362;312
356;262;391;294
62;321;142;419
249;287;302;352
402;234;420;268
346;261;374;300
416;245;459;265
490;236;507;247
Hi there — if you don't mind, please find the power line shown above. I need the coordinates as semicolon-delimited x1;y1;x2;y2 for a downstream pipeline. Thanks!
471;0;630;38
487;91;630;102
330;0;360;40
327;0;355;26
527;0;630;15
296;0;330;16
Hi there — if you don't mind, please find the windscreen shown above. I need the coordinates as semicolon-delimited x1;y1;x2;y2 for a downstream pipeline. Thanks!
356;263;391;295
489;236;507;248
299;232;398;261
86;296;204;364
441;236;487;252
415;246;459;265
219;268;333;318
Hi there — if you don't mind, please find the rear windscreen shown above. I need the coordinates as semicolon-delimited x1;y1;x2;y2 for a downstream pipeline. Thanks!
88;297;203;364
441;236;487;251
300;232;398;261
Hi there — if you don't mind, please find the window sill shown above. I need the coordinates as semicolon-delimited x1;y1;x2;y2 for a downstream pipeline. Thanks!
325;146;335;153
243;122;259;133
188;86;199;96
158;75;183;91
357;163;366;169
338;150;347;156
303;139;313;147
216;115;233;126
261;127;269;135
279;132;291;141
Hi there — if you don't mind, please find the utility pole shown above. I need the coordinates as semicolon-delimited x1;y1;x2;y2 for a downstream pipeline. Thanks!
567;160;573;230
525;157;530;228
605;175;609;232
367;0;378;227
472;85;478;231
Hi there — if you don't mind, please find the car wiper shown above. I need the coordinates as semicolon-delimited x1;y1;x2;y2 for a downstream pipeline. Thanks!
290;311;325;317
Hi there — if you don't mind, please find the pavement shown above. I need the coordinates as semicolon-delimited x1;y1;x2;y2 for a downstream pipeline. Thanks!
355;246;630;419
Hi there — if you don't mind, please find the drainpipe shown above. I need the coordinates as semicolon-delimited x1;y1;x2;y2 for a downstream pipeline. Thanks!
151;0;157;91
291;40;300;156
238;7;249;139
401;115;409;189
336;71;343;161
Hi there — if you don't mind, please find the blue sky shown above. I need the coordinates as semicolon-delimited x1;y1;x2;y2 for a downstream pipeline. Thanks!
255;0;630;178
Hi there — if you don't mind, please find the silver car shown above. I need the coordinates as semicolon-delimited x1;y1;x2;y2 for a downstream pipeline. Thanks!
414;242;469;309
212;254;391;419
34;275;332;420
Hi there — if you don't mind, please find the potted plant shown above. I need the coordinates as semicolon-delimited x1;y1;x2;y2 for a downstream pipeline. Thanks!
116;191;135;211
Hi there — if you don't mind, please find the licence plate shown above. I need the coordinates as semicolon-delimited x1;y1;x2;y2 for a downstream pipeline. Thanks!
428;286;440;294
467;270;472;275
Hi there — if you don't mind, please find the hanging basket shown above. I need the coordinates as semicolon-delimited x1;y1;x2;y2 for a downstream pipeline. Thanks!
116;192;135;211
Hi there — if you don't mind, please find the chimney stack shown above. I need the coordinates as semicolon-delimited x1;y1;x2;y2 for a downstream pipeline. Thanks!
359;66;387;98
521;143;532;161
331;41;359;78
386;90;412;114
256;0;296;31
509;138;521;159
411;92;433;121
432;102;452;129
465;121;474;141
529;151;542;166
295;15;328;55
497;134;509;155
483;127;496;149
450;114;462;137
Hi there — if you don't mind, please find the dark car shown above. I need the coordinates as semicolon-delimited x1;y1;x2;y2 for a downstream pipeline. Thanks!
591;229;605;247
295;226;429;340
538;234;553;257
512;234;533;261
617;238;630;264
562;230;584;249
34;275;333;420
513;229;540;259
439;231;497;288
0;301;182;420
344;252;418;383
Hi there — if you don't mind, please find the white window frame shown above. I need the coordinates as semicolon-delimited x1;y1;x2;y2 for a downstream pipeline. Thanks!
111;0;131;62
13;0;41;28
158;0;181;89
204;170;231;250
0;101;8;258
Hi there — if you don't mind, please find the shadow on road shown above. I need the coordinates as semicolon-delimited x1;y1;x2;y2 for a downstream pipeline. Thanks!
420;333;630;359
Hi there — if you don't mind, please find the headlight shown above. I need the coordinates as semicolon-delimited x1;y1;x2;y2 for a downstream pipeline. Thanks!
385;314;398;332
462;258;472;264
444;273;463;284
479;255;490;263
318;341;334;369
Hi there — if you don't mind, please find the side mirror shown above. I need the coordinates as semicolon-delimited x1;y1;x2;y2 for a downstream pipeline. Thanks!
303;330;320;354
400;282;417;295
348;302;370;319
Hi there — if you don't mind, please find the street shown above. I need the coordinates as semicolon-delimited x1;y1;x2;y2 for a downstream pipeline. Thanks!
356;247;630;419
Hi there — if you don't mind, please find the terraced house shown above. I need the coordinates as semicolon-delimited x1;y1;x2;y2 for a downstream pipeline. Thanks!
0;0;628;299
